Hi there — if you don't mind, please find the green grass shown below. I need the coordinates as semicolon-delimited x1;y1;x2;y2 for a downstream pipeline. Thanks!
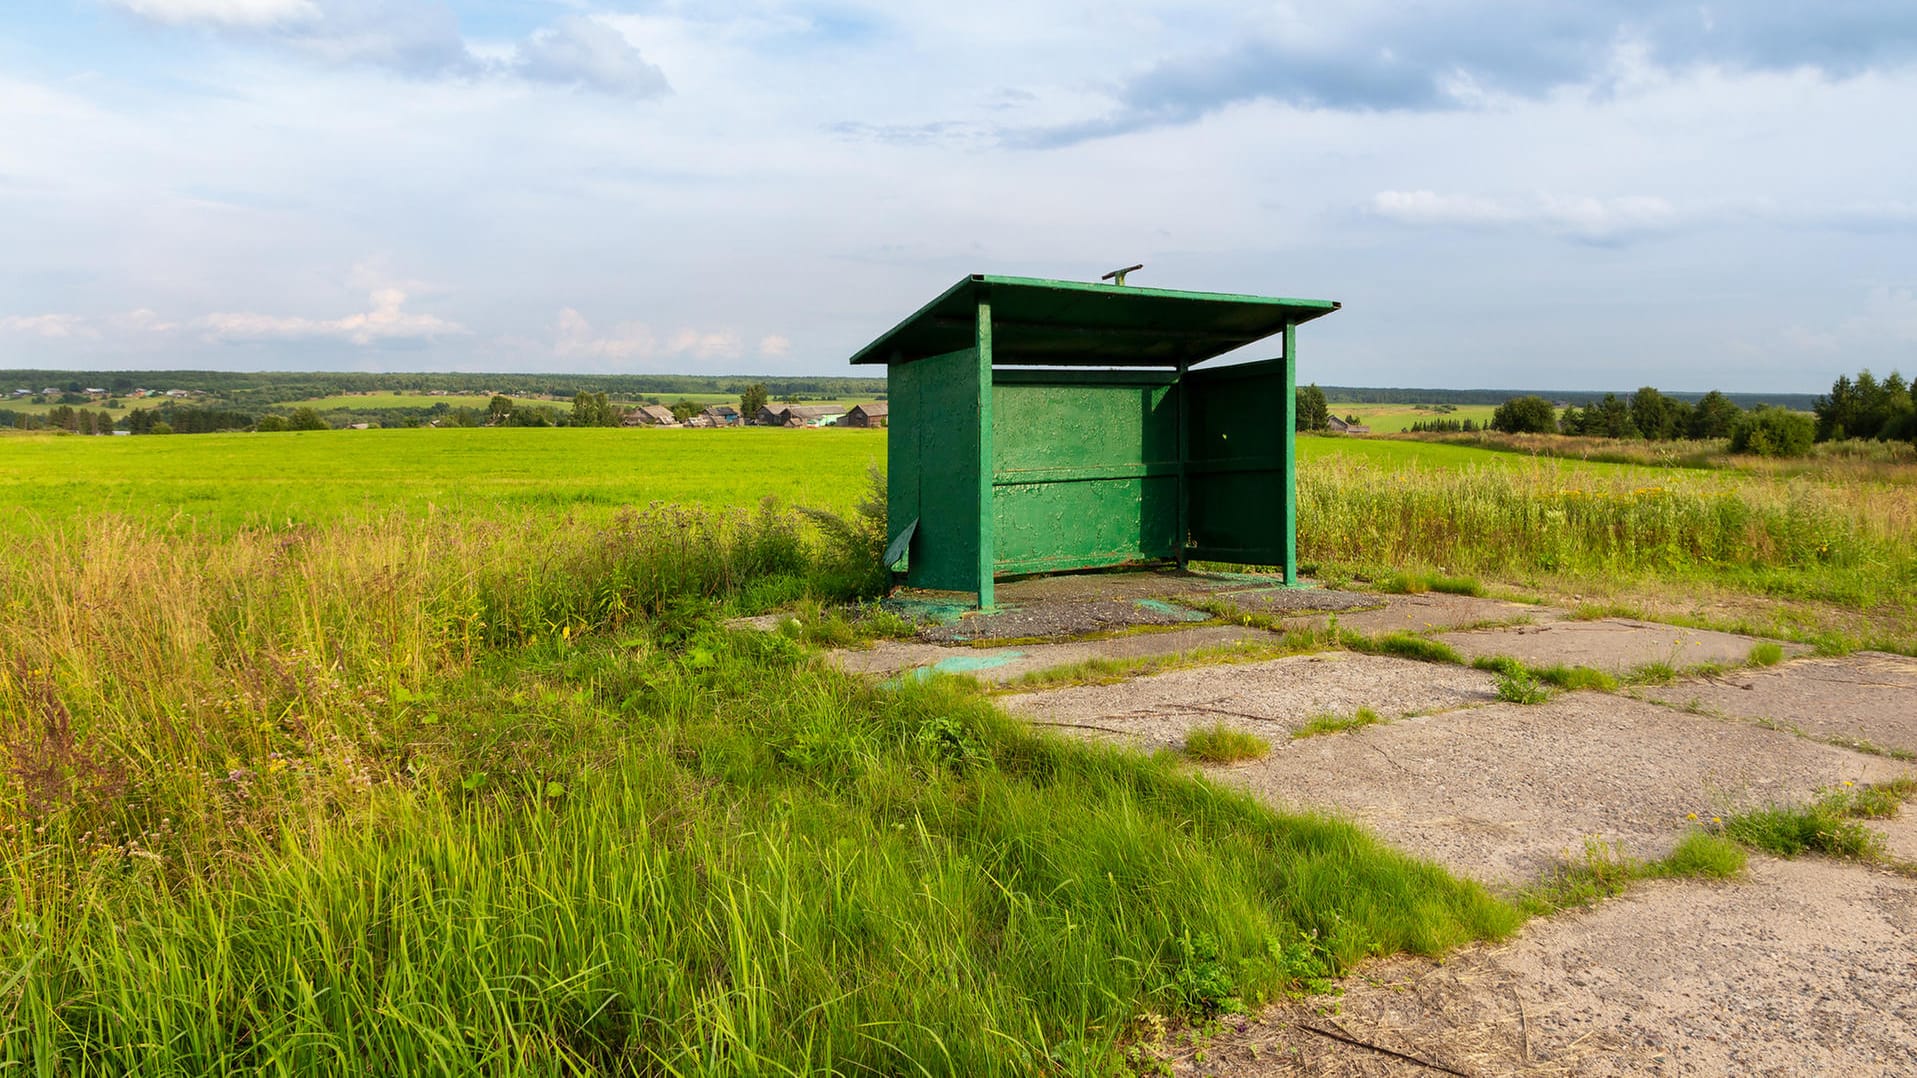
1749;642;1786;666
1293;708;1384;739
1347;631;1463;665
0;427;885;533
0;503;1521;1073
1182;723;1272;763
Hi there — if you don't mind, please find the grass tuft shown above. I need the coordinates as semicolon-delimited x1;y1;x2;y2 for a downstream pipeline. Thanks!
1183;723;1272;763
1348;631;1463;665
1293;708;1385;739
1748;642;1786;667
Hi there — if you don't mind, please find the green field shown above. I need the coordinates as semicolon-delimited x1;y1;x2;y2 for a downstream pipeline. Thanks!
276;391;880;412
0;426;886;530
1324;402;1499;432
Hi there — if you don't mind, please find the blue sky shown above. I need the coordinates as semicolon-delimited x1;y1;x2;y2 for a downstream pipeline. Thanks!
1;1;1913;391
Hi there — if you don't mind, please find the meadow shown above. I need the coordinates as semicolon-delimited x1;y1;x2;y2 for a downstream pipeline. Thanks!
2;425;1912;1073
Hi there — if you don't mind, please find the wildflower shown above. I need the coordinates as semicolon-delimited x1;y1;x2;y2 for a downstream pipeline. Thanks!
1686;812;1699;821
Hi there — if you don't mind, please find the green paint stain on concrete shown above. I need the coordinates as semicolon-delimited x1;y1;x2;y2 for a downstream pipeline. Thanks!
1133;598;1207;621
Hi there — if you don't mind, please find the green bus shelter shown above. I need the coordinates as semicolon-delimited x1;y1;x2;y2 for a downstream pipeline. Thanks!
850;274;1340;608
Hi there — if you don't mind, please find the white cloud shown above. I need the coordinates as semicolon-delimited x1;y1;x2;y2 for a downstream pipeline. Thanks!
0;314;97;339
757;334;791;358
553;309;744;363
553;306;655;360
512;16;669;100
197;288;464;344
113;0;318;28
1369;190;1681;241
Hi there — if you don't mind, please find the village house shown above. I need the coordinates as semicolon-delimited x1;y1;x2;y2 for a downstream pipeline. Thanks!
1326;416;1371;435
622;403;679;427
755;404;845;427
840;402;888;428
701;404;742;427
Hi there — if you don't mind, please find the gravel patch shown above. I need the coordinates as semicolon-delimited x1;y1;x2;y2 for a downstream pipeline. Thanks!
1000;653;1498;747
993;568;1264;603
1641;651;1917;755
1185;858;1917;1077
1213;587;1386;616
825;625;1265;686
1218;694;1913;883
918;597;1207;642
1437;618;1779;675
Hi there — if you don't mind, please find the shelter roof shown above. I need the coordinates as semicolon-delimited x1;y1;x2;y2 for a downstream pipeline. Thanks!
849;274;1339;368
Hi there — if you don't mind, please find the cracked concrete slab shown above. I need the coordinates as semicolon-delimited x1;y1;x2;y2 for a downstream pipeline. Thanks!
1641;651;1917;755
1185;858;1917;1077
1873;812;1917;864
1436;618;1778;675
999;653;1499;746
825;624;1266;686
1216;694;1911;883
1277;592;1558;636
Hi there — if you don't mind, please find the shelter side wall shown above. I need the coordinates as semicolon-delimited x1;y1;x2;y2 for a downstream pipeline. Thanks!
899;347;984;592
1185;355;1292;571
989;374;1179;576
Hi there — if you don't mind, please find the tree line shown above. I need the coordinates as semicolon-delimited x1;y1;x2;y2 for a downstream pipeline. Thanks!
1477;369;1911;457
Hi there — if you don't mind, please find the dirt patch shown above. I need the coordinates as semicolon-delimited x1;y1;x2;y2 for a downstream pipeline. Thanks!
1278;593;1556;636
825;625;1266;686
1183;858;1917;1077
1436;619;1779;675
999;653;1498;747
1641;652;1917;754
1215;695;1912;883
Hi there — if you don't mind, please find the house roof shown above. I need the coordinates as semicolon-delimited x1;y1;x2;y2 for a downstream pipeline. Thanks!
634;403;676;422
849;274;1339;369
847;401;888;416
783;405;843;419
704;404;739;415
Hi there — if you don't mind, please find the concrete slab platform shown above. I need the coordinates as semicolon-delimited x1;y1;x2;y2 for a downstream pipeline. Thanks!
1436;617;1775;675
825;625;1266;686
1277;591;1555;636
1642;651;1917;754
1217;694;1911;883
1189;857;1917;1077
1000;652;1499;746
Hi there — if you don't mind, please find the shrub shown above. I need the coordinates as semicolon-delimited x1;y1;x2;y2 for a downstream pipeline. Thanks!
1729;407;1814;457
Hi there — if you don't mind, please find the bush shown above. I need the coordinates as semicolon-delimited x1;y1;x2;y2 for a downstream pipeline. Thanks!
1729;407;1814;457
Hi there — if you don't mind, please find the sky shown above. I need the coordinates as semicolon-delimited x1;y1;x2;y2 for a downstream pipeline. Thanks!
1;1;1914;392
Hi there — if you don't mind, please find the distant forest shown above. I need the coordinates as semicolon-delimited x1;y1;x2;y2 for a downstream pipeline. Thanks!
0;370;887;406
0;370;1819;411
1315;385;1820;411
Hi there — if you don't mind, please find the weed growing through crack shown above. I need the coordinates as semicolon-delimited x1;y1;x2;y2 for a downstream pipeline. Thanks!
1518;833;1748;914
1748;642;1786;666
1293;708;1384;739
1495;670;1550;704
1184;723;1271;763
1348;631;1463;665
1718;779;1916;861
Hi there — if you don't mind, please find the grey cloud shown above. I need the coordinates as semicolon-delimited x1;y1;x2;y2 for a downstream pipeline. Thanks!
1022;1;1917;145
512;16;669;100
